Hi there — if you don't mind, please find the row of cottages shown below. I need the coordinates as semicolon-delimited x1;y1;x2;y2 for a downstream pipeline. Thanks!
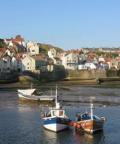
48;48;120;70
0;51;52;73
47;48;96;70
60;50;96;70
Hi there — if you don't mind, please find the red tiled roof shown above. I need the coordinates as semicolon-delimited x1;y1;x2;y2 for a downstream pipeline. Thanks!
6;35;24;44
0;47;7;52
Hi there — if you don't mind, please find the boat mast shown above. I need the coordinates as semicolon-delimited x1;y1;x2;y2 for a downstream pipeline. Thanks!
55;85;58;104
90;103;93;120
55;85;60;109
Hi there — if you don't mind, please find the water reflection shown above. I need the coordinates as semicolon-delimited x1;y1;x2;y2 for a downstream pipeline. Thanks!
74;130;105;144
43;130;57;144
43;128;105;144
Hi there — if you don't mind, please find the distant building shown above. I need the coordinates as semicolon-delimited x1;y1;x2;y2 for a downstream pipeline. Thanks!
32;55;47;72
26;41;39;55
84;62;96;69
4;35;25;47
1;56;12;72
21;54;47;72
78;62;96;70
48;48;62;65
61;53;79;70
48;48;57;58
21;54;35;71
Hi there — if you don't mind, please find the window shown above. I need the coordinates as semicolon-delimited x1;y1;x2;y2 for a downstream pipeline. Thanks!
52;111;56;116
59;110;63;116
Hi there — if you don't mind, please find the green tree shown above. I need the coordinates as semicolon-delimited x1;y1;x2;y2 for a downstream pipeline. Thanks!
0;39;6;48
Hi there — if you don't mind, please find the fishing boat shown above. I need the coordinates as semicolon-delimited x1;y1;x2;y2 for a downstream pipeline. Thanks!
75;104;105;134
42;86;71;132
17;88;55;102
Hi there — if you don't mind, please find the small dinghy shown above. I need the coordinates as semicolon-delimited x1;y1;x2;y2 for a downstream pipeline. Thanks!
18;88;55;102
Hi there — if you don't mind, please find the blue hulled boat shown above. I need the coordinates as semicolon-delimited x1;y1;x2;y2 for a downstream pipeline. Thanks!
42;86;70;132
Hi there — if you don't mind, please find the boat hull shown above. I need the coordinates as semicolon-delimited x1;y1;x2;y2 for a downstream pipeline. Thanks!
18;91;55;101
43;117;70;132
76;120;104;134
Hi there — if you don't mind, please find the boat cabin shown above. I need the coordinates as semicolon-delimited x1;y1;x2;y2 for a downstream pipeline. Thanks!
76;112;101;121
45;109;65;118
76;113;90;121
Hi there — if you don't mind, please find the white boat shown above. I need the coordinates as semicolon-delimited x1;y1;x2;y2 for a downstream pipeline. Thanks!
17;88;55;101
42;85;71;132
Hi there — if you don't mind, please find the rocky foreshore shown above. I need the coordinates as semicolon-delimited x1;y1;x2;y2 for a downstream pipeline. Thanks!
1;77;120;90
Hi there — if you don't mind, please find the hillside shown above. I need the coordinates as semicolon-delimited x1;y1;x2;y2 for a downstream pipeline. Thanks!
38;43;64;55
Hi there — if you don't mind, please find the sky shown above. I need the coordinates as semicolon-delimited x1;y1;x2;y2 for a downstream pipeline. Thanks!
0;0;120;50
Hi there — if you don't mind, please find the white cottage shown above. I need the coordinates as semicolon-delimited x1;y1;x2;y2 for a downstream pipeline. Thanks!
27;41;39;56
11;57;18;70
84;62;96;69
21;54;35;71
48;48;57;58
61;53;79;70
1;56;12;72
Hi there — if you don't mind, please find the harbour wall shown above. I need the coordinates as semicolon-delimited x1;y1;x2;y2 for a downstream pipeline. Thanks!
66;69;107;80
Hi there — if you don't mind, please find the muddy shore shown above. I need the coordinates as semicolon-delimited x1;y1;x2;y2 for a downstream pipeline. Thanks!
0;78;120;90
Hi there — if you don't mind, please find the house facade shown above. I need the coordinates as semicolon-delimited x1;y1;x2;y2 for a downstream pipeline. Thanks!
48;48;57;58
32;55;48;72
0;56;12;72
48;48;62;65
61;53;79;70
21;54;35;71
21;54;48;72
26;41;39;55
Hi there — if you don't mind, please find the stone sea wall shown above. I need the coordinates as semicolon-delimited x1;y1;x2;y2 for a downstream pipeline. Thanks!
67;69;107;80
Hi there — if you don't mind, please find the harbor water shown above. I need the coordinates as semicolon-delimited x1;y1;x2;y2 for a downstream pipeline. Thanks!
0;86;120;144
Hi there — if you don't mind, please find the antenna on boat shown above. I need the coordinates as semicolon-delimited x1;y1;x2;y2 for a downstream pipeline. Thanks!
55;84;58;104
55;84;60;109
56;85;57;103
90;103;94;120
90;96;95;120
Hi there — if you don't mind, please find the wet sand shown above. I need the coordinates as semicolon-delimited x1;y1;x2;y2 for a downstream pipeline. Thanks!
1;79;120;90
